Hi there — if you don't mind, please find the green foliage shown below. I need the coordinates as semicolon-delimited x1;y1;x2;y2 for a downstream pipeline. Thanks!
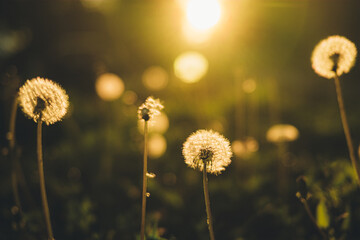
316;198;330;229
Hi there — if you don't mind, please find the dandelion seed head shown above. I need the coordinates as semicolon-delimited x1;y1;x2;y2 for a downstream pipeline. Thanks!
311;35;357;79
182;129;232;174
18;77;69;125
137;96;164;122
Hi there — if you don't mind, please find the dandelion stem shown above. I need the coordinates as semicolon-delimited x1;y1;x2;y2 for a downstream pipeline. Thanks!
334;74;360;185
203;161;215;240
140;121;148;240
300;198;327;240
37;118;54;240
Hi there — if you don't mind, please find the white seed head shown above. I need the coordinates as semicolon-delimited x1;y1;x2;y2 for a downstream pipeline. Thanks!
182;129;232;175
137;96;164;122
311;35;357;79
18;77;69;125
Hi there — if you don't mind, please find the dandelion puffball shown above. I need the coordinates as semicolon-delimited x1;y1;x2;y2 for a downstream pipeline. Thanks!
183;129;232;174
311;35;357;79
138;96;164;122
266;124;299;143
18;77;69;125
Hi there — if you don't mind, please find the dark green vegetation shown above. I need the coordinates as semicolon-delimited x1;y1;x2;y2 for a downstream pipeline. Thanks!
1;0;360;239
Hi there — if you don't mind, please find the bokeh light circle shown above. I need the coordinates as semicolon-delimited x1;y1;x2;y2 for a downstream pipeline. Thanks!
266;124;299;143
142;66;169;91
148;134;167;158
95;73;124;101
138;113;169;134
242;78;257;93
174;51;209;83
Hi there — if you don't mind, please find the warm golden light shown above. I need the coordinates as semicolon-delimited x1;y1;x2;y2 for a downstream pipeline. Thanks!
242;78;257;94
311;35;357;79
148;134;167;158
232;137;259;157
122;90;137;105
95;73;124;101
182;24;212;44
266;124;299;143
232;140;246;157
186;0;221;31
18;77;69;125
245;137;259;153
174;51;208;83
138;113;169;134
142;66;169;91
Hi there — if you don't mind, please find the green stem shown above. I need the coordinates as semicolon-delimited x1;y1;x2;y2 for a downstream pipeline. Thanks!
301;198;327;240
37;119;55;240
140;121;148;240
334;74;360;185
203;161;215;240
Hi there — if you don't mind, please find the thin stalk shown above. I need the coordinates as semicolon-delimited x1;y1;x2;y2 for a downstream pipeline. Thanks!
37;119;55;240
202;161;215;240
334;74;360;185
140;121;148;240
301;198;327;240
9;96;23;216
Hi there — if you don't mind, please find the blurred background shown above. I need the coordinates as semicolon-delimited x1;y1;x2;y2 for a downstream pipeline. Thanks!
1;0;360;239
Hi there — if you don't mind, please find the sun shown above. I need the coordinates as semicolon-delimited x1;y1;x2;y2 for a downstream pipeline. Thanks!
186;0;221;31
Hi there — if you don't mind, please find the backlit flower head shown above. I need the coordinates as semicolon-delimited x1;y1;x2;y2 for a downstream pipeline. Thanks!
183;129;232;174
138;96;164;122
311;35;357;79
18;77;69;125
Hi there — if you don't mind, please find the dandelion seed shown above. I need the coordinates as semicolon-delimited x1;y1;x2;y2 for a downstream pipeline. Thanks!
311;35;357;79
146;172;156;178
18;77;69;125
137;96;164;122
183;129;232;174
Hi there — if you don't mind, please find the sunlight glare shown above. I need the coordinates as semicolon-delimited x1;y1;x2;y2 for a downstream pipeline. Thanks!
186;0;221;31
